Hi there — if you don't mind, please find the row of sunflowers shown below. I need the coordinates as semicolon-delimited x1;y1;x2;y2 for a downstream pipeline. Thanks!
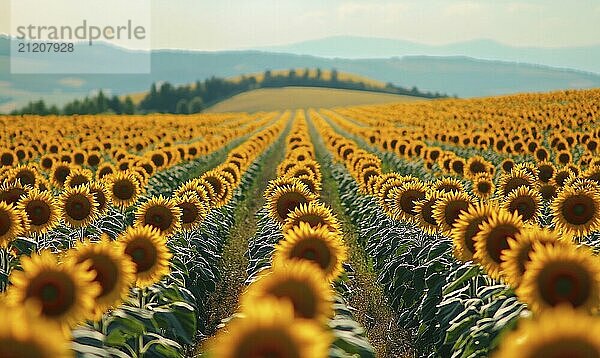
1;88;600;357
309;88;600;357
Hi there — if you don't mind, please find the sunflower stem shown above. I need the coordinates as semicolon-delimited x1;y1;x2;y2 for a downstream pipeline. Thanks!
137;287;146;357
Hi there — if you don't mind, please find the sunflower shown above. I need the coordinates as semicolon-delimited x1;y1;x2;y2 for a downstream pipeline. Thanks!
88;181;111;217
0;150;16;168
274;222;346;282
209;298;331;358
536;161;555;183
118;225;172;288
39;154;56;171
282;201;340;235
105;171;141;209
433;177;464;194
494;306;600;358
538;181;558;201
64;168;93;188
0;201;27;248
432;191;474;234
390;181;428;222
0;305;72;358
6;250;100;330
7;164;39;188
466;156;491;177
174;179;211;205
450;202;497;262
175;193;207;231
50;163;72;189
0;180;29;206
582;165;600;185
472;173;495;200
135;196;181;236
500;227;572;288
240;261;333;323
517;244;600;313
554;167;573;188
498;169;535;197
58;185;98;228
66;236;136;319
294;174;322;195
201;171;232;208
263;177;304;202
473;209;524;280
501;158;515;173
95;162;115;181
17;189;59;234
551;185;600;238
504;186;542;223
267;182;317;225
414;191;444;234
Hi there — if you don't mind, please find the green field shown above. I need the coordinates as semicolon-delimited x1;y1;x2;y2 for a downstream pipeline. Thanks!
205;86;425;113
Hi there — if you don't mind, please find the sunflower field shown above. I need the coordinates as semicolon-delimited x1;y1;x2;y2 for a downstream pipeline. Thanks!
1;88;600;357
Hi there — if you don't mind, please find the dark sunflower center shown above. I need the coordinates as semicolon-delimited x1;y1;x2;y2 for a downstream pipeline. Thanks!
0;340;47;358
297;213;326;229
235;330;301;358
464;217;487;254
486;224;520;263
69;175;89;187
562;195;595;225
55;168;70;184
26;200;51;226
276;192;308;222
470;161;486;174
398;189;426;216
0;210;11;236
144;206;174;231
1;153;14;166
0;188;27;206
421;200;438;226
270;280;317;319
510;197;536;221
504;178;530;196
26;271;75;316
538;263;591;308
84;255;119;297
113;180;135;200
477;182;491;194
534;338;600;358
91;189;107;212
179;202;199;224
444;200;470;227
65;195;92;221
290;238;332;272
17;171;36;186
125;238;158;273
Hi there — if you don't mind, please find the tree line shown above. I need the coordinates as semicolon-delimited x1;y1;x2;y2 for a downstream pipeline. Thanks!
10;68;449;115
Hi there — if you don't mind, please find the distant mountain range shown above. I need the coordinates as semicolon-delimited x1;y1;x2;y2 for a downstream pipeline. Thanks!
259;36;600;74
1;35;600;113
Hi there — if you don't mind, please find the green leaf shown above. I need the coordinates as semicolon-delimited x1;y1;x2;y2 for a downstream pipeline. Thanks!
443;265;481;295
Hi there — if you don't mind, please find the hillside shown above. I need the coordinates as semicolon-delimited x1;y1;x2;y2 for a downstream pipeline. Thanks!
260;36;600;74
125;69;392;105
2;36;600;112
205;87;424;113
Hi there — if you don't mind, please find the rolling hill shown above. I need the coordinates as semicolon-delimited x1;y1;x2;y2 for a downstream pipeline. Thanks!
259;36;600;74
2;35;600;113
205;87;424;113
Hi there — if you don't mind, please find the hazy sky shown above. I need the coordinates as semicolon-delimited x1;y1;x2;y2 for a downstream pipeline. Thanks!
1;0;599;50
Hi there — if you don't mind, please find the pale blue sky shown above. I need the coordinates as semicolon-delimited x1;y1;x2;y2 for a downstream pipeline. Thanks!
2;0;599;50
